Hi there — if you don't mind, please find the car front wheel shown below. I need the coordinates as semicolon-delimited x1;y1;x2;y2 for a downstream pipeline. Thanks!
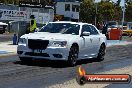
97;44;106;61
68;46;78;66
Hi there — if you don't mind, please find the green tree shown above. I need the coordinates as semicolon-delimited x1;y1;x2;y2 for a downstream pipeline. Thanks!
125;2;132;21
80;0;95;23
98;1;116;22
0;0;4;3
80;0;122;23
0;0;19;4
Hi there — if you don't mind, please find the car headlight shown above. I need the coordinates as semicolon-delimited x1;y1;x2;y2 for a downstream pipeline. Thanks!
51;41;67;47
18;38;26;44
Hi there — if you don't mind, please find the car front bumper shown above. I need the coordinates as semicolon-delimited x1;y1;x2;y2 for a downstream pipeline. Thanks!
17;44;69;61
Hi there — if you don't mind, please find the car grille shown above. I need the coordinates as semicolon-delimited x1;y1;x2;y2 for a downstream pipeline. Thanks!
25;52;50;57
28;39;49;50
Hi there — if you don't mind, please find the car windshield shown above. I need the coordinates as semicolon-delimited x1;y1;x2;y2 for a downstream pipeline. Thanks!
39;23;80;35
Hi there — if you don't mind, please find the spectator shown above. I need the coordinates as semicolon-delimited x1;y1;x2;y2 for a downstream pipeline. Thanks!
102;24;108;34
96;22;101;30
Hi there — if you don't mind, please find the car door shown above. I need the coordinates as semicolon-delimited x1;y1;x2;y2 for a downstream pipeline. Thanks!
89;25;101;54
79;25;93;59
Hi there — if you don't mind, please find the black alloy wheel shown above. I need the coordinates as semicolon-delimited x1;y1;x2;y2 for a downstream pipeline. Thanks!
97;44;106;61
68;46;78;66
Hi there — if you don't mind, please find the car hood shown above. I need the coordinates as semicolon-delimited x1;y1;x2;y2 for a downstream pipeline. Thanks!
21;32;78;41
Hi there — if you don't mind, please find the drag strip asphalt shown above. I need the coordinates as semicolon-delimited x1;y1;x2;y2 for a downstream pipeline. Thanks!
0;44;131;88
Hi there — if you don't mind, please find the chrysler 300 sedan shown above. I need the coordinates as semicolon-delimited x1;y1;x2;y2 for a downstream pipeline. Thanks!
17;21;107;66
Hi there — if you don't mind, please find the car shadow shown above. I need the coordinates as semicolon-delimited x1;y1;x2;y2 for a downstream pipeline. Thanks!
14;60;68;68
14;58;100;68
77;58;100;65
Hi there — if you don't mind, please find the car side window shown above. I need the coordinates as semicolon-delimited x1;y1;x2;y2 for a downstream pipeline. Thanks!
89;25;99;35
82;25;91;33
63;25;80;35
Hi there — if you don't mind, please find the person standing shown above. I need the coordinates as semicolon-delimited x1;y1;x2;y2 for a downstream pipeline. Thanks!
29;15;37;33
96;22;101;30
102;23;109;39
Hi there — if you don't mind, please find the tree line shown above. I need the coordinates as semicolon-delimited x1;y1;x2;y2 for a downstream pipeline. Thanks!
80;0;132;24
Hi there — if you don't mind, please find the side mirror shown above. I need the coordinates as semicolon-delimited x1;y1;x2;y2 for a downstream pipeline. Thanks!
81;31;90;36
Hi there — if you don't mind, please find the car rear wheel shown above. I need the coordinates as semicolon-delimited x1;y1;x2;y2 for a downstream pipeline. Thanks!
97;44;106;61
68;46;78;66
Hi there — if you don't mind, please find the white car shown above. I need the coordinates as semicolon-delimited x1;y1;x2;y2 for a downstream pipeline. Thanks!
17;21;107;66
